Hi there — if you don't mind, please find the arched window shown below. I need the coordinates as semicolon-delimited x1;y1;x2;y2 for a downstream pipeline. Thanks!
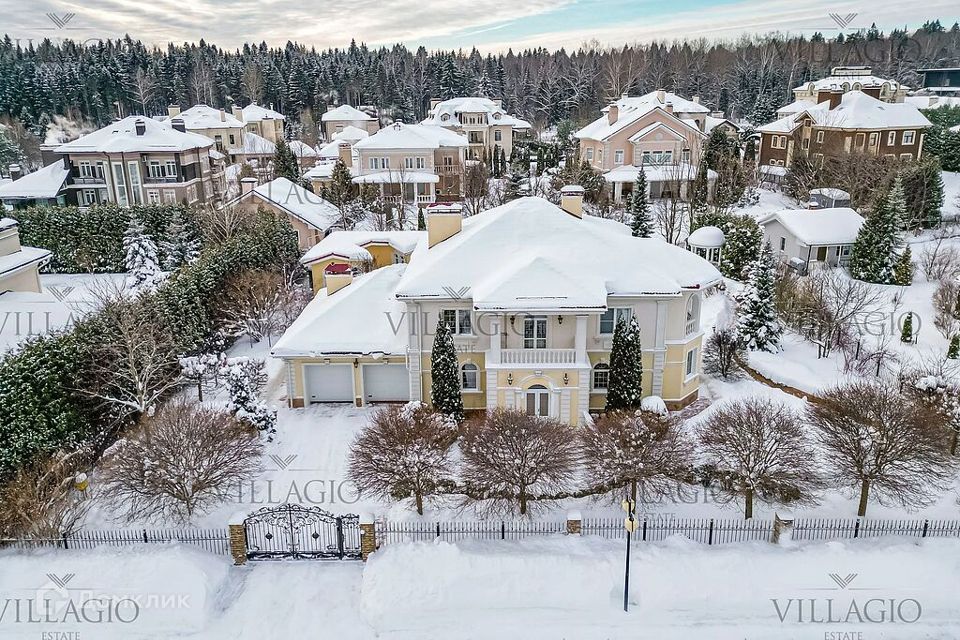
685;295;701;335
593;363;610;390
461;363;479;390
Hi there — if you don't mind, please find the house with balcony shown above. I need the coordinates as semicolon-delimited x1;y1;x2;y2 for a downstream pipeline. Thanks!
0;161;70;209
271;191;721;421
351;122;468;204
53;116;225;207
421;97;531;160
757;90;931;170
0;217;51;293
321;104;379;141
576;90;714;203
163;104;245;161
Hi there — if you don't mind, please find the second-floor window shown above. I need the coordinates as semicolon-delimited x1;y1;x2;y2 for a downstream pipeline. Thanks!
369;157;390;170
494;130;502;142
642;150;673;165
585;148;594;161
523;316;547;349
903;130;916;145
614;149;624;165
148;161;164;179
442;309;472;335
887;131;896;145
599;308;632;335
816;130;824;143
165;161;178;178
685;295;701;336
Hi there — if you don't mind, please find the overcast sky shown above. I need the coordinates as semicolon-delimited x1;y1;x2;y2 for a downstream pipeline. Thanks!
4;0;958;52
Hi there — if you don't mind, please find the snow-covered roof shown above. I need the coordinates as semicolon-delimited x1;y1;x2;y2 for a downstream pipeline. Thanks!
905;96;960;110
289;140;318;158
352;170;439;185
353;122;468;151
951;124;960;134
703;116;740;134
231;177;340;232
301;230;427;265
421;97;531;129
758;207;864;246
321;104;375;122
173;105;244;130
759;165;788;177
272;264;409;357
0;217;18;231
396;197;721;305
795;73;904;93
810;187;850;200
0;162;69;199
303;161;345;180
55;116;214;154
332;126;370;144
776;99;816;116
759;92;930;132
0;245;51;278
317;140;348;159
242;104;285;122
628;120;694;143
242;132;276;155
576;91;710;142
687;225;725;248
602;162;716;184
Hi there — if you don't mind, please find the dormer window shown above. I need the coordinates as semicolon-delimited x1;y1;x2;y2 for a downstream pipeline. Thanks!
441;114;450;122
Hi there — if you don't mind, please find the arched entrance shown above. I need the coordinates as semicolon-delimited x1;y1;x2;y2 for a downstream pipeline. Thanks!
525;384;550;417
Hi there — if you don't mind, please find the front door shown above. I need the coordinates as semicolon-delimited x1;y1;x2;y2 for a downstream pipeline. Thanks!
525;385;550;417
816;246;828;261
523;316;547;349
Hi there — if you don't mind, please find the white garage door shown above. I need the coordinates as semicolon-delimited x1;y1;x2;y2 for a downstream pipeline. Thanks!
304;365;354;403
362;365;409;402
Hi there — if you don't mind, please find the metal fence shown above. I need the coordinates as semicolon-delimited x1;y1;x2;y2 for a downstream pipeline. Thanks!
378;519;567;544
0;528;230;555
582;517;775;544
791;518;960;541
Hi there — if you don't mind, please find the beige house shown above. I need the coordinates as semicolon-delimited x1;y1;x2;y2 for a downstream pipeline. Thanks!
300;228;426;292
54;116;226;208
421;97;531;160
576;90;713;202
351;122;468;204
237;104;285;144
784;66;908;115
272;193;721;421
165;104;245;160
0;218;51;293
321;105;379;141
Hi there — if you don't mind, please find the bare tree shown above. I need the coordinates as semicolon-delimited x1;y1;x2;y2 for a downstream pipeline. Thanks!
904;360;960;456
703;294;743;379
101;400;263;523
462;161;491;216
219;270;285;344
125;67;157;115
699;398;821;519
460;409;581;515
581;409;692;503
919;223;960;281
347;402;456;515
807;381;957;517
932;278;960;340
0;450;93;538
241;62;265;105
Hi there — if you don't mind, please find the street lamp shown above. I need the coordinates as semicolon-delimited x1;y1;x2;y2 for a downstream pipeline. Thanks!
621;497;638;612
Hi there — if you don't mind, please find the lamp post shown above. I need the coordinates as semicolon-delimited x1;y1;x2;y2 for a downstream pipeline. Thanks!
621;497;638;612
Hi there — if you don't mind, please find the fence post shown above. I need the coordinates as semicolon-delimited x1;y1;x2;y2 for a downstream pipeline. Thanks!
922;520;929;538
228;513;248;566
566;511;582;536
61;532;69;550
708;518;714;545
641;518;647;542
772;513;795;545
359;513;377;562
853;519;861;539
142;529;149;544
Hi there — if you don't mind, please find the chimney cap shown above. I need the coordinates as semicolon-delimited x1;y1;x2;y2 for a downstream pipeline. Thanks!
427;202;463;214
240;177;258;184
560;185;584;194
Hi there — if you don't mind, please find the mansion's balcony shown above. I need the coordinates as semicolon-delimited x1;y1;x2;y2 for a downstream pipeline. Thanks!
435;164;462;175
73;175;105;185
499;348;578;366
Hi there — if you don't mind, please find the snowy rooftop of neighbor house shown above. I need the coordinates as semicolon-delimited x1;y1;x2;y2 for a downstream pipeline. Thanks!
758;207;864;246
795;72;904;93
172;104;244;130
242;132;276;155
55;116;214;154
687;225;725;248
776;99;816;115
288;140;318;158
396;196;721;306
0;217;18;231
353;170;439;185
272;264;409;358
242;104;285;122
229;177;340;232
317;139;351;159
576;91;709;142
332;126;370;144
421;97;531;129
821;91;931;129
602;162;717;184
303;160;348;181
301;230;427;265
702;116;739;134
810;187;851;200
0;162;69;200
353;122;468;151
951;124;960;133
321;104;376;122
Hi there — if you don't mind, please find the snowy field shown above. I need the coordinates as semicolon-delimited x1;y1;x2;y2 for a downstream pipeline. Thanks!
0;536;957;639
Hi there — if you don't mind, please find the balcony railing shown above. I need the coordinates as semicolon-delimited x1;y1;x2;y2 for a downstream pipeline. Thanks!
500;349;578;366
436;165;462;175
144;175;182;184
73;175;105;185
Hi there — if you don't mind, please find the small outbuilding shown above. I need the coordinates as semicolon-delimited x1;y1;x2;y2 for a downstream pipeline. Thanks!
809;187;852;209
686;225;725;266
758;207;864;275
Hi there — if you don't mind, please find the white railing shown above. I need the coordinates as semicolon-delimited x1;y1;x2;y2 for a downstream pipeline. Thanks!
383;195;402;204
416;194;435;204
500;349;578;365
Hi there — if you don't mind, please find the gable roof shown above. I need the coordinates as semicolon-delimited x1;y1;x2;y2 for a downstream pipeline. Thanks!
332;125;370;143
174;104;244;129
421;97;531;129
321;104;375;122
55;116;214;153
628;120;690;143
228;177;340;232
242;131;276;155
758;207;864;246
0;162;69;200
353;122;467;150
289;140;318;158
301;230;427;265
576;91;709;142
759;91;930;133
242;104;284;122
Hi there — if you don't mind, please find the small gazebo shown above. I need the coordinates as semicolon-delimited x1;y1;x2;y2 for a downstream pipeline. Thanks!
686;225;725;266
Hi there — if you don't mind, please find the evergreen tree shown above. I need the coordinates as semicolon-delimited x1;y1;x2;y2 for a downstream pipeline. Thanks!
605;316;643;411
0;128;24;176
900;312;914;344
849;177;905;284
628;172;653;237
690;158;710;215
948;335;959;359
893;247;914;286
123;213;163;292
901;158;945;229
736;242;781;352
430;315;464;423
417;206;426;231
273;138;301;182
718;214;762;280
503;171;525;201
159;209;200;270
327;157;355;210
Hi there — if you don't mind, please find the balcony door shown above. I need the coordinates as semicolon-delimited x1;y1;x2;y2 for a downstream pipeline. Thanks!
523;316;547;349
525;385;550;417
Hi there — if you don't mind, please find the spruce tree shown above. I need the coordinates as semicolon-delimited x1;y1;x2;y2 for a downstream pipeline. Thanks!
718;215;762;280
273;138;301;182
850;177;905;284
605;316;643;411
900;312;914;344
503;171;524;201
690;158;710;216
736;242;782;352
160;209;200;270
417;206;426;231
123;213;163;292
431;315;464;423
893;247;913;286
628;172;653;237
948;335;959;359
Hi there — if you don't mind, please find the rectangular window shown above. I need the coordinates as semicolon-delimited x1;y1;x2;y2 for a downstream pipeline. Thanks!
416;157;425;169
597;149;603;164
593;366;609;390
868;132;878;147
111;163;128;207
599;308;632;335
801;138;809;150
229;135;236;145
681;149;691;163
816;130;824;143
163;189;176;203
685;348;698;377
187;184;198;203
78;161;93;177
523;316;547;349
779;237;786;251
148;161;163;179
165;161;178;179
404;157;415;169
494;130;502;142
585;148;594;161
441;309;472;335
80;189;96;206
855;133;865;147
887;131;896;145
899;153;913;161
903;130;915;145
614;149;624;165
127;161;143;205
147;189;160;204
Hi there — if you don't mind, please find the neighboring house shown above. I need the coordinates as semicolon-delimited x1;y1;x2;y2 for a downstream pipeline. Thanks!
321;104;379;141
300;228;427;292
916;68;960;97
704;115;741;137
0;162;69;209
238;104;285;144
759;207;864;274
164;104;245;160
757;91;931;170
289;141;318;170
421;97;531;160
54;116;226;207
272;192;722;420
576;90;713;202
790;66;908;106
226;177;341;251
235;132;277;182
0;218;51;293
351;122;468;204
809;187;851;209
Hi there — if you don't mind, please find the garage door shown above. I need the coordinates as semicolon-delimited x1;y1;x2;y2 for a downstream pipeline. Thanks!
304;365;354;403
362;364;409;402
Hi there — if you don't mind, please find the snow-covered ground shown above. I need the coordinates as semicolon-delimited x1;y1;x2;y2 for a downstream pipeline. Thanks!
1;536;957;639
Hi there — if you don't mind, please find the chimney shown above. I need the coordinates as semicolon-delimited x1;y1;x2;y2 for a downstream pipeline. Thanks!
338;142;352;166
607;103;619;125
240;177;258;196
665;102;674;114
492;98;502;108
429;98;442;111
656;89;666;103
232;105;243;122
167;104;181;118
8;164;22;181
560;185;584;219
324;263;353;294
171;118;186;133
219;108;226;122
693;96;701;104
427;202;463;247
135;118;147;136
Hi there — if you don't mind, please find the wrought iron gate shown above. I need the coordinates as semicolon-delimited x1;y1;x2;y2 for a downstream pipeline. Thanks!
243;504;362;560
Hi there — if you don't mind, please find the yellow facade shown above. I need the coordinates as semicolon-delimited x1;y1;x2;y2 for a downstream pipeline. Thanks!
307;243;410;294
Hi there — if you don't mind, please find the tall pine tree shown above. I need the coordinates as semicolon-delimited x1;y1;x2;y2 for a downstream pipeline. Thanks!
606;316;643;411
123;213;163;292
431;315;464;423
849;176;905;284
628;172;653;238
273;138;301;182
736;242;781;352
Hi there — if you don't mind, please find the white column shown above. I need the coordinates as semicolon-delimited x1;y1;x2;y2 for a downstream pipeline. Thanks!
575;315;588;365
614;181;623;203
652;301;668;396
490;315;502;365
